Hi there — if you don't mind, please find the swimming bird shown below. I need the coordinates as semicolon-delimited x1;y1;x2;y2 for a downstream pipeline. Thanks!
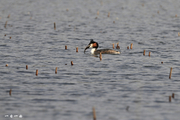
84;39;120;55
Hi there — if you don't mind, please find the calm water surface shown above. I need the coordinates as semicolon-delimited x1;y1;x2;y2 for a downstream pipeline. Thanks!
1;0;180;120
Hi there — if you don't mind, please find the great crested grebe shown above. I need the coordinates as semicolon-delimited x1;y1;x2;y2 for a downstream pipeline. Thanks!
84;39;120;55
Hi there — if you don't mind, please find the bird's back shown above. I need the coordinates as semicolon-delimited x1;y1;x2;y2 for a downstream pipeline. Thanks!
94;49;120;55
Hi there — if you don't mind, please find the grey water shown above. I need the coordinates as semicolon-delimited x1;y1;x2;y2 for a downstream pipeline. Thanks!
1;0;180;120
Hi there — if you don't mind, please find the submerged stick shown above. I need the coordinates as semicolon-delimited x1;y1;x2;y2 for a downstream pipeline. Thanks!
130;43;133;49
92;107;96;120
169;67;173;79
4;21;8;28
143;50;146;56
26;65;28;70
148;52;151;57
9;89;12;96
116;43;120;49
108;12;110;17
97;11;99;15
55;67;58;74
172;93;175;99
127;46;129;49
99;52;102;61
71;61;73;66
169;96;171;102
36;70;38;76
54;22;56;30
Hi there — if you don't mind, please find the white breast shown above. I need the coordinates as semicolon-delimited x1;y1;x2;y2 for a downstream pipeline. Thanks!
91;48;96;54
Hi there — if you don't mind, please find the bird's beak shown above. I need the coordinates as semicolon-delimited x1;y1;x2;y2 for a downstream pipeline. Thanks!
84;45;90;53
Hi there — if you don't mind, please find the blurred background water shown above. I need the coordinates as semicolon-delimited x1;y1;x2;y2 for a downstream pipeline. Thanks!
0;0;180;120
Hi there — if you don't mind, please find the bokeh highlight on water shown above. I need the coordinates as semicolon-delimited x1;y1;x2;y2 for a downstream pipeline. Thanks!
1;0;180;120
